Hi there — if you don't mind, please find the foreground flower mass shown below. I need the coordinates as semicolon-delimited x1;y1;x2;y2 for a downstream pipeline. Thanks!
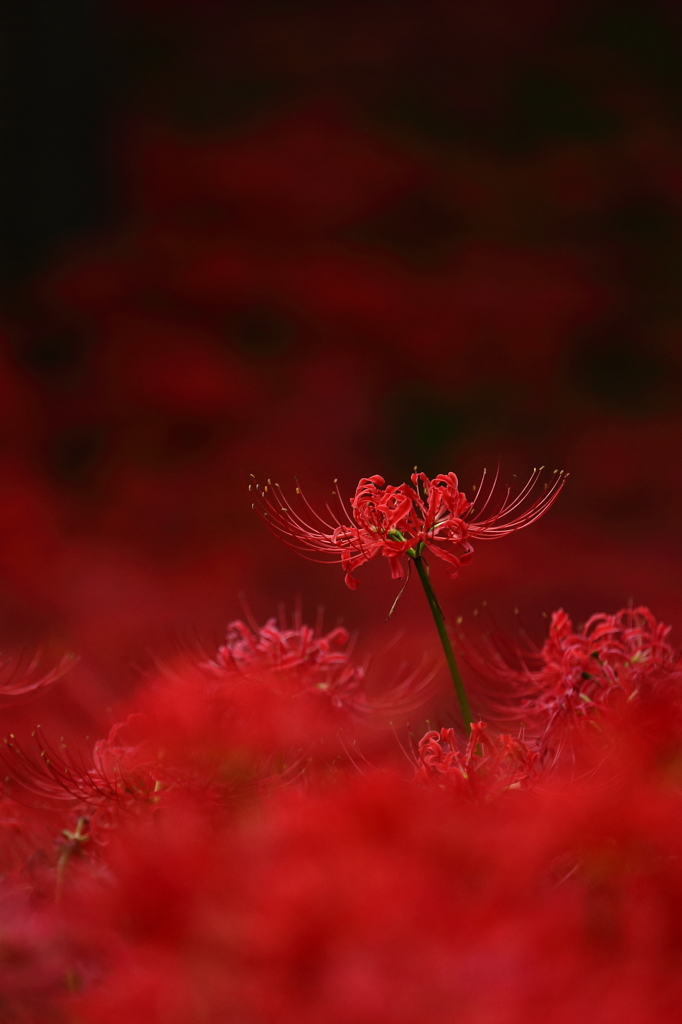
1;601;682;1022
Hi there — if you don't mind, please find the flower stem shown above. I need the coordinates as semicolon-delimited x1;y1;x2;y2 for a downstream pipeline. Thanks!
55;816;89;904
411;554;473;733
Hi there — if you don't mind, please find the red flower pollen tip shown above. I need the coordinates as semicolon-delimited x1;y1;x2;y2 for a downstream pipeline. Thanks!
251;467;567;588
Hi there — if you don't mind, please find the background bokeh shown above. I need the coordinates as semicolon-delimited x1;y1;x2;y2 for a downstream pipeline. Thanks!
1;0;682;732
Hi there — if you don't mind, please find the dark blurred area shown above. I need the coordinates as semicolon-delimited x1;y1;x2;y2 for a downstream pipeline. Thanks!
1;0;682;728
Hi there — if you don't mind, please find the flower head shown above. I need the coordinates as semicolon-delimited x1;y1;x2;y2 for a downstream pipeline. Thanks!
205;613;433;718
1;719;168;848
208;616;365;711
461;606;682;750
253;467;566;588
415;722;537;796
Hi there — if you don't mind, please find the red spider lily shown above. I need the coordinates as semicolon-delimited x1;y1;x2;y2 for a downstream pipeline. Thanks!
205;613;434;717
460;606;682;750
133;619;434;782
0;717;290;860
415;722;537;796
1;720;160;808
208;616;365;710
0;719;169;849
253;467;567;588
0;611;432;848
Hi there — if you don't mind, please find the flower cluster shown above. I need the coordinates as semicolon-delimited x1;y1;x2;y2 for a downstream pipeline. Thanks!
1;443;682;1024
463;606;682;754
254;468;566;588
5;8;682;1016
0;601;680;1022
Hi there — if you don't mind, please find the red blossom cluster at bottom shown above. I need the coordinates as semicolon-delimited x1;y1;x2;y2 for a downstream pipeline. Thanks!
1;609;682;1022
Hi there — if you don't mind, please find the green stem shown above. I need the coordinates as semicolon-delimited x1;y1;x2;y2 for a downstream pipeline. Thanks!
55;817;89;904
411;553;473;734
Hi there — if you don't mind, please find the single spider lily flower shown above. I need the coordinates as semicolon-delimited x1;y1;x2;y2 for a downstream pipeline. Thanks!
253;468;566;734
415;722;537;796
207;617;366;710
460;606;682;752
252;467;567;589
204;613;435;717
0;719;167;843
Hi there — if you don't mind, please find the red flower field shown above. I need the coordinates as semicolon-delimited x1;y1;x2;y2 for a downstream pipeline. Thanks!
2;1;682;1019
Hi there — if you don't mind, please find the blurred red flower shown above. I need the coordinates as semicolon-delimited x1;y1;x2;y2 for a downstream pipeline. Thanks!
462;606;682;756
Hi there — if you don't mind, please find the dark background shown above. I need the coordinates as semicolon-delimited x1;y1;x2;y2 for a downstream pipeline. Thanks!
1;0;682;729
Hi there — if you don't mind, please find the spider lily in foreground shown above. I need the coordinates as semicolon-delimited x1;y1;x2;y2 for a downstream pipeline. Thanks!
253;468;567;734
